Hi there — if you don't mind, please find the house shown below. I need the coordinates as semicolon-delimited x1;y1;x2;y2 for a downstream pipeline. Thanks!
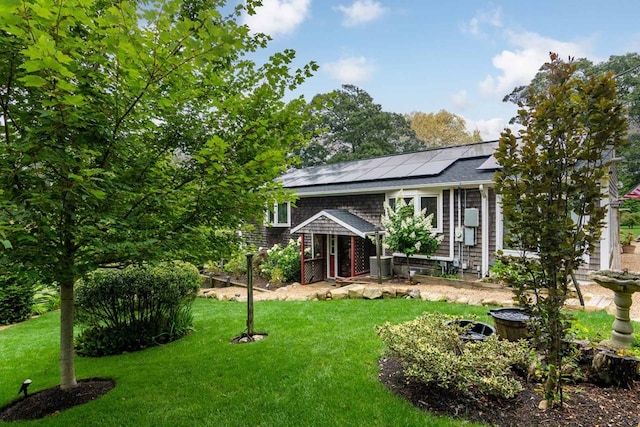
254;140;619;284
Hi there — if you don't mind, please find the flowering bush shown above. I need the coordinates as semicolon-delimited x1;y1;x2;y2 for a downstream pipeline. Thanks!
260;238;301;283
381;196;443;281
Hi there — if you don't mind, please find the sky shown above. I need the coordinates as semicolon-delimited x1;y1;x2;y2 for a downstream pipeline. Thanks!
241;0;640;140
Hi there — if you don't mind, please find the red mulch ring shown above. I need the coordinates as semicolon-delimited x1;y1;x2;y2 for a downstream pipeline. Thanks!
0;378;115;421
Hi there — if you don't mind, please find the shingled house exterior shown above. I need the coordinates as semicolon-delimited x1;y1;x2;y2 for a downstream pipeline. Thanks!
253;140;619;284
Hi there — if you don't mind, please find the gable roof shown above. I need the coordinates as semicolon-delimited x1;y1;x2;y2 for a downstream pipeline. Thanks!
290;209;380;238
281;140;500;195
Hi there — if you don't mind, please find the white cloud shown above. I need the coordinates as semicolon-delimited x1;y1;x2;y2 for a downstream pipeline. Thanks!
450;90;470;110
460;5;502;38
242;0;311;38
334;0;387;27
479;30;595;98
323;56;375;84
465;117;523;141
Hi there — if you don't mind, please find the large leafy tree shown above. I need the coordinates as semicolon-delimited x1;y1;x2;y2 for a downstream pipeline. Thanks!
495;53;627;406
300;85;419;166
406;109;482;148
504;53;640;194
0;0;316;389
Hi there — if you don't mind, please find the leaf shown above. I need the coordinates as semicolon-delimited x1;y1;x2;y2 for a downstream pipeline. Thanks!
19;74;49;88
1;239;12;250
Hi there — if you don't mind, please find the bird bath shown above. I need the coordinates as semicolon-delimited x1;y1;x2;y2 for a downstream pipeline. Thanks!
589;270;640;349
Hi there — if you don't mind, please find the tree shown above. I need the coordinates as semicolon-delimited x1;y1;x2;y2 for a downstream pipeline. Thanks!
0;0;316;389
300;85;419;166
406;110;482;148
495;53;627;406
381;196;443;284
503;53;640;193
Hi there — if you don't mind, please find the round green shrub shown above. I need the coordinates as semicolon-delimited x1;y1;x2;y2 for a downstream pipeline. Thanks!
75;261;201;356
0;274;34;326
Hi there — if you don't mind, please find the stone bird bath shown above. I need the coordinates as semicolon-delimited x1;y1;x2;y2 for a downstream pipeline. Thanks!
589;270;640;349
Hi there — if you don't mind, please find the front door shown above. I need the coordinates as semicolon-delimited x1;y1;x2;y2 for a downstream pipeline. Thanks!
337;235;352;277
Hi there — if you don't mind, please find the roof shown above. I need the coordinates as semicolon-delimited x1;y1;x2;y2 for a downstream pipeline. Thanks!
281;141;500;195
290;209;381;238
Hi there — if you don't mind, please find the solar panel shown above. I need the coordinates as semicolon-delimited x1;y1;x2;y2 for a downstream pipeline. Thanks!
281;141;498;188
406;158;457;177
477;156;500;170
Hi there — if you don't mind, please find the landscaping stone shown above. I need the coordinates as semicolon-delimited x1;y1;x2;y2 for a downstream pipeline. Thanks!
382;287;397;299
363;288;383;299
407;289;421;299
347;285;365;299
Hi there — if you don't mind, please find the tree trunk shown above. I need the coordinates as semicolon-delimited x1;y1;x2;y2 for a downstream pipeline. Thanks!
59;279;77;390
406;257;412;284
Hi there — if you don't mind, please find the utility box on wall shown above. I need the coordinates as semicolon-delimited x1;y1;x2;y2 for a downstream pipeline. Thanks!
464;227;476;246
464;208;479;227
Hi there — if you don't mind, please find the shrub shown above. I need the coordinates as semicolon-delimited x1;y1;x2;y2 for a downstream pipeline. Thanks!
31;282;60;315
376;312;530;398
260;239;301;283
75;261;201;356
0;274;34;325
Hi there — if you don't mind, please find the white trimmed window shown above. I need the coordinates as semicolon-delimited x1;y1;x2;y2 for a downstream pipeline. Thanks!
267;202;290;227
386;190;442;232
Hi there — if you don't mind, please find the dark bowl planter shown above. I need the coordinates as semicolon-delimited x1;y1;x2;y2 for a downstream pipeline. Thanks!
445;319;496;341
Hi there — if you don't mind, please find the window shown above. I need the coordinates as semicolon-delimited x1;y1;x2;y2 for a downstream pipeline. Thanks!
267;202;290;227
386;191;441;232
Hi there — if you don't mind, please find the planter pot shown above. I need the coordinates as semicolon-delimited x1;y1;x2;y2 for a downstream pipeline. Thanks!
488;307;530;341
445;319;495;341
621;244;635;254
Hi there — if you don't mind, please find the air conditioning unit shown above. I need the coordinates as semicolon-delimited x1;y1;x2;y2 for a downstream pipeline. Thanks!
370;256;393;278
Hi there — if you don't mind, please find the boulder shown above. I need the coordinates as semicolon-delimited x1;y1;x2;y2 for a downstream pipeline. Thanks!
363;288;383;300
348;285;365;299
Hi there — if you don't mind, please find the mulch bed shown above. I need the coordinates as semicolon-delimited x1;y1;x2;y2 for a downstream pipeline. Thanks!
0;379;114;422
379;356;640;427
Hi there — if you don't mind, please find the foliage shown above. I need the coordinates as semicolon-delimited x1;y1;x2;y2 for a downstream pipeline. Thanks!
620;211;640;228
223;251;250;278
300;85;419;166
376;312;530;398
0;273;34;325
406;110;482;148
260;239;301;283
31;282;60;316
381;195;443;282
74;261;200;356
486;256;531;285
0;0;315;387
504;53;640;193
621;231;635;246
495;53;628;405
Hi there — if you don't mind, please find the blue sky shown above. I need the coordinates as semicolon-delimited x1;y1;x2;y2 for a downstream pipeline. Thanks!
241;0;640;140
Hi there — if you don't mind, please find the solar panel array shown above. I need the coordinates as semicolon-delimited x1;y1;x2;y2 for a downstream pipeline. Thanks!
282;141;499;187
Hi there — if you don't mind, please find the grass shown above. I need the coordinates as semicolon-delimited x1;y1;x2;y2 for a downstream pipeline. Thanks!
0;298;637;426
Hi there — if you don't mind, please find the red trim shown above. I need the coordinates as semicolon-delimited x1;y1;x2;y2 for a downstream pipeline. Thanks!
300;234;306;285
350;236;356;278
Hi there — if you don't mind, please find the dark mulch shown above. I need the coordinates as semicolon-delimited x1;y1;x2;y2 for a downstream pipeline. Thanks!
0;379;115;422
379;356;640;427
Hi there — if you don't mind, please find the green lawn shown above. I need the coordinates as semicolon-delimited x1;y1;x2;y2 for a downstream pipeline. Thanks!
0;299;636;426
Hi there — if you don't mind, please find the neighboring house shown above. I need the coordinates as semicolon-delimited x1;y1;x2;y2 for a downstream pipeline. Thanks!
253;140;619;284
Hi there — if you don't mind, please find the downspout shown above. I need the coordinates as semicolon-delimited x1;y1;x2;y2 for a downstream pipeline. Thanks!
300;233;306;285
480;184;489;276
449;189;455;260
